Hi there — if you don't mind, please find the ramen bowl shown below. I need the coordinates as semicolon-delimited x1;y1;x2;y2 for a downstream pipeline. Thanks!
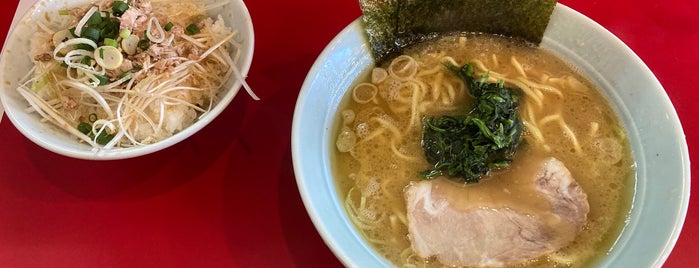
0;0;254;160
291;4;689;267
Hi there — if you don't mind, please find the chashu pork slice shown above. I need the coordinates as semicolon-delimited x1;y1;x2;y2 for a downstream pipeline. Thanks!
405;157;589;267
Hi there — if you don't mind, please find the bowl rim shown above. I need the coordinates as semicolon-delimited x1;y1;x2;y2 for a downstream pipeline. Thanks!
292;3;690;267
0;0;255;160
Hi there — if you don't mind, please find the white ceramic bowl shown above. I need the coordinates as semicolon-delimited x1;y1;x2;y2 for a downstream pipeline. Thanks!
292;4;690;267
0;0;254;160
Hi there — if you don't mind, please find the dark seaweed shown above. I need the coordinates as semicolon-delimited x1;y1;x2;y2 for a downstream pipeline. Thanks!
359;0;557;64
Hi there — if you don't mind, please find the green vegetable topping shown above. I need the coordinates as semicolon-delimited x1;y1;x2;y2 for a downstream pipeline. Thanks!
119;28;131;39
80;56;91;65
99;20;120;40
81;26;101;42
74;43;95;51
119;71;132;79
88;113;98;123
94;74;109;86
137;39;151;50
112;1;130;17
77;122;92;135
421;63;522;183
164;22;174;31
68;27;77;38
58;9;71;16
185;24;200;35
103;38;118;47
86;10;103;27
95;131;114;145
77;117;114;145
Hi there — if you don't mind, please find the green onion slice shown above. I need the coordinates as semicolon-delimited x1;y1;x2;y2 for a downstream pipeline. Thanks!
119;28;131;39
95;74;109;86
103;38;118;47
185;24;200;35
86;11;102;27
74;43;95;51
77;122;92;135
88;113;98;123
137;39;151;50
112;1;130;17
81;26;101;42
96;131;114;145
81;56;92;65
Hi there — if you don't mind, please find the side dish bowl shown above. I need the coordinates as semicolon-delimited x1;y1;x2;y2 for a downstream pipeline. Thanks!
291;4;690;267
0;0;254;160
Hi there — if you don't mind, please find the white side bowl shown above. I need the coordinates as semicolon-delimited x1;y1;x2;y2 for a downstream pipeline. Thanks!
292;4;690;267
0;0;254;160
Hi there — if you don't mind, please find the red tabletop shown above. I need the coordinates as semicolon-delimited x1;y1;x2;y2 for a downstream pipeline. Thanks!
0;0;696;267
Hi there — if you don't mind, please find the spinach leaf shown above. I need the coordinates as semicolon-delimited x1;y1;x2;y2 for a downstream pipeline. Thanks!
421;63;522;183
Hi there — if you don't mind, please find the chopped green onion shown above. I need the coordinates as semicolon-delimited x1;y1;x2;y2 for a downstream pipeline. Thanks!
119;28;131;39
94;46;123;69
121;35;139;55
164;22;174;31
58;9;71;16
195;14;207;20
185;24;200;35
119;71;132;79
137;39;150;50
74;43;95;51
100;21;120;40
103;38;118;47
81;56;92;65
95;74;108;86
88;113;98;123
96;131;114;145
86;11;102;27
112;1;130;17
77;122;92;135
81;26;101;42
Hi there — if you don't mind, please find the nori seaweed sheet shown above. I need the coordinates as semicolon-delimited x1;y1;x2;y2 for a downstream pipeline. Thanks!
359;0;558;64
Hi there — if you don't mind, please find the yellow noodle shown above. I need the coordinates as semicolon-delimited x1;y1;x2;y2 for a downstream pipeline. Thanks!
511;56;527;78
519;77;564;98
559;119;583;154
539;114;563;126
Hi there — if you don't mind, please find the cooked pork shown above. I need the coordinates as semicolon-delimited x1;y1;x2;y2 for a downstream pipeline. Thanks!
405;157;589;267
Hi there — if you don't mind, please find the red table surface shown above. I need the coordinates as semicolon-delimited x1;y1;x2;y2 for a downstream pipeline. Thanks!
0;0;696;267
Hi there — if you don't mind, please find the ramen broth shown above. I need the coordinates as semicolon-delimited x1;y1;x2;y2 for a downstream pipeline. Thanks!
331;34;634;267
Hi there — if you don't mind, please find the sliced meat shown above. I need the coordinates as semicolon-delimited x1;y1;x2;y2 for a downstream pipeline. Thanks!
118;0;153;34
405;157;589;267
535;158;589;228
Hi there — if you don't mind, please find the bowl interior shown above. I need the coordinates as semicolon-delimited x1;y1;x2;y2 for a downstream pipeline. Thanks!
292;4;689;267
0;0;254;160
